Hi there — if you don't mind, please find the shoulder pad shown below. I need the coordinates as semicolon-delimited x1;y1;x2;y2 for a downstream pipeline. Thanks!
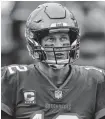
81;66;104;74
81;66;105;82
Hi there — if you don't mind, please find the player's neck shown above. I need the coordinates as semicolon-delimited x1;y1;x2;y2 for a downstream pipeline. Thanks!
37;62;71;84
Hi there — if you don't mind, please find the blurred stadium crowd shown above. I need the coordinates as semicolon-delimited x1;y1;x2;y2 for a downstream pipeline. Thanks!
1;1;105;69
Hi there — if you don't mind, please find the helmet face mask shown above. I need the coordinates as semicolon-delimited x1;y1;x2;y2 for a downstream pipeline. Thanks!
25;3;80;68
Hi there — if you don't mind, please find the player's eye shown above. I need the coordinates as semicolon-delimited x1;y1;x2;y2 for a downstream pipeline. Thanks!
60;36;69;42
47;37;55;42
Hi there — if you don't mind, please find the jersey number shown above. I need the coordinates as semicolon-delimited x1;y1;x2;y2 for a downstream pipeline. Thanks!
32;114;42;119
8;65;28;74
31;111;44;119
31;113;80;119
54;114;80;119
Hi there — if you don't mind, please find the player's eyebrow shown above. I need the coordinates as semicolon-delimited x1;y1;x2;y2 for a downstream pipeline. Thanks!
43;35;55;42
47;35;56;40
48;35;55;38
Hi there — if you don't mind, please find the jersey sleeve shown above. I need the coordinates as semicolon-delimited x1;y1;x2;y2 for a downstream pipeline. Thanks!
1;66;17;116
95;70;105;119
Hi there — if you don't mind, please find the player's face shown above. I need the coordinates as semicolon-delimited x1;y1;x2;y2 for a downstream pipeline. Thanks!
41;32;70;61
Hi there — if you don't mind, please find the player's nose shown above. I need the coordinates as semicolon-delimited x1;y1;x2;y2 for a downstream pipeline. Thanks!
54;38;62;47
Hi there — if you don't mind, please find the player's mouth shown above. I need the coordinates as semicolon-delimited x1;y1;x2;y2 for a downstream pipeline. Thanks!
55;53;65;59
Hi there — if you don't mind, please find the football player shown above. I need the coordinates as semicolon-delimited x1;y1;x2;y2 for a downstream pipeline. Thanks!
1;3;105;119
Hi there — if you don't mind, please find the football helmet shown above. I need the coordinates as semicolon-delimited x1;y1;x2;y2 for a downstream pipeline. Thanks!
25;3;80;67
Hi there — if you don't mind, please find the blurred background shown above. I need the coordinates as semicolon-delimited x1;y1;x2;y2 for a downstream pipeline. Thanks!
1;1;105;69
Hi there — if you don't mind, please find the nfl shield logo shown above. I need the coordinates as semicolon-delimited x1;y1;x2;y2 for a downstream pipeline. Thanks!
55;90;62;99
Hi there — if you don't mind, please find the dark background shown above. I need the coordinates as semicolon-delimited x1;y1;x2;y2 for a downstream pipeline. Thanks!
1;1;105;69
